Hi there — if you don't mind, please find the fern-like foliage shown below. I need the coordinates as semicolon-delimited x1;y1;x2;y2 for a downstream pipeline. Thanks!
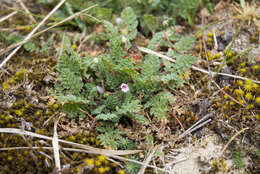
40;34;55;55
57;36;83;95
52;35;92;118
173;36;196;53
141;32;163;77
232;150;244;170
119;7;138;41
163;49;197;89
62;103;87;118
118;99;147;124
97;126;135;150
96;113;119;122
145;91;174;120
126;155;141;174
118;99;142;114
50;6;199;152
52;7;197;123
103;20;125;62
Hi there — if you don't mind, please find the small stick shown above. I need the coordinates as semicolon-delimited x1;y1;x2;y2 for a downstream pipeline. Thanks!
138;145;159;174
79;108;95;120
17;0;36;23
106;157;124;168
211;80;245;107
0;11;17;23
220;127;249;155
179;113;213;139
213;30;218;50
171;106;185;131
109;153;171;173
53;117;61;171
137;46;176;62
164;32;183;54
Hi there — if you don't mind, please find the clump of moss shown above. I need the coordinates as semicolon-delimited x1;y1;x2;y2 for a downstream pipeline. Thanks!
2;69;27;91
67;152;123;174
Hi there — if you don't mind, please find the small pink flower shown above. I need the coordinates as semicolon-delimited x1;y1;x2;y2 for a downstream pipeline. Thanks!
120;83;129;93
116;17;122;24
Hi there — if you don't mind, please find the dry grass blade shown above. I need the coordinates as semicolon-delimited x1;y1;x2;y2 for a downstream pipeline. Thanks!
17;0;36;23
52;118;61;171
138;145;159;174
138;46;260;84
0;146;172;173
0;11;17;23
211;80;246;107
137;46;176;62
221;127;249;155
109;154;172;173
0;128;142;156
192;66;260;85
0;0;67;69
0;4;98;57
178;113;213;139
171;106;185;132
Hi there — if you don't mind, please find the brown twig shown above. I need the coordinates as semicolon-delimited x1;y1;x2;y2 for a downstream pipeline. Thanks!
211;80;246;107
171;106;185;131
221;127;249;155
79;109;95;120
138;145;159;174
164;32;183;54
17;0;36;23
